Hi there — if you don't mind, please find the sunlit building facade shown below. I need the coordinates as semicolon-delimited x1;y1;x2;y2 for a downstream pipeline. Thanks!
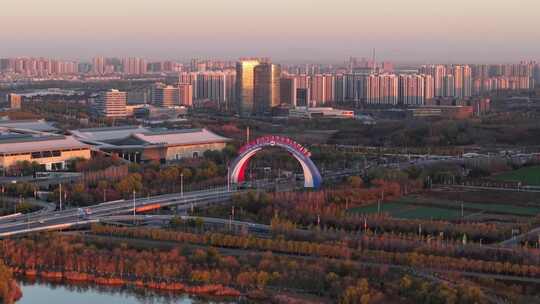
236;59;261;116
96;89;127;118
253;63;281;115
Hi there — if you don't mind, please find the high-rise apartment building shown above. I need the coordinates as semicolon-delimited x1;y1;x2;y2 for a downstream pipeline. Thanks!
443;74;455;98
178;71;236;110
463;65;472;98
310;74;326;106
452;65;464;99
451;65;472;99
152;83;180;107
96;89;127;118
280;77;297;107
421;65;446;97
365;74;398;105
334;74;346;103
309;74;335;106
122;57;148;75
92;56;105;75
253;63;281;115
424;74;435;102
296;88;310;107
179;83;193;107
399;74;425;105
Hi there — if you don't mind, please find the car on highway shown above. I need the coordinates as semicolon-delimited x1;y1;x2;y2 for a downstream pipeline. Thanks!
77;208;92;219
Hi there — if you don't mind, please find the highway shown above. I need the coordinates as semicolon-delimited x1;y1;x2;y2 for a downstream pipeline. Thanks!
101;214;273;234
0;186;241;237
1;151;537;240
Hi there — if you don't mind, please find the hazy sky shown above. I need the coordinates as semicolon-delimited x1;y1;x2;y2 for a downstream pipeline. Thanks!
1;0;539;63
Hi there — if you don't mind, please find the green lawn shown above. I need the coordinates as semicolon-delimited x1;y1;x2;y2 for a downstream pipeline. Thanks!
493;166;540;186
349;202;467;220
349;195;540;220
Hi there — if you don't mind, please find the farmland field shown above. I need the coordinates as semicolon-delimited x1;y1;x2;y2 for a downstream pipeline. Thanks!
492;166;540;186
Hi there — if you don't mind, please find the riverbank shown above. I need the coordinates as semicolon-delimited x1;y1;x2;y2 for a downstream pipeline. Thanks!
12;268;241;299
16;278;234;304
0;261;22;304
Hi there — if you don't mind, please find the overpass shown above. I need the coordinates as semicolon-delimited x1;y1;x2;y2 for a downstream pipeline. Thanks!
0;187;242;238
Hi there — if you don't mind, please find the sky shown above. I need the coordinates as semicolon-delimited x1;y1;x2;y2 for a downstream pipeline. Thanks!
1;0;539;63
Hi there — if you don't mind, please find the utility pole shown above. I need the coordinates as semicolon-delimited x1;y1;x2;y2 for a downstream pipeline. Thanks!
59;183;62;211
229;206;235;231
1;186;4;211
246;126;250;144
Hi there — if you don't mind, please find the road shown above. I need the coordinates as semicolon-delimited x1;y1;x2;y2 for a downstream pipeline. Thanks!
0;186;242;237
101;214;273;234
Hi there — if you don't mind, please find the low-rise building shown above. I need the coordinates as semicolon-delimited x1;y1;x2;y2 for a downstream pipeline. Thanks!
0;133;90;171
289;107;354;119
407;105;473;119
71;126;230;163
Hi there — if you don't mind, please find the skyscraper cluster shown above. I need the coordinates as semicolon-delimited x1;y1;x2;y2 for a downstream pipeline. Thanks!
147;61;183;73
1;55;539;113
282;72;434;106
235;58;283;116
419;65;472;99
421;63;536;98
0;57;78;76
179;71;236;110
121;57;148;75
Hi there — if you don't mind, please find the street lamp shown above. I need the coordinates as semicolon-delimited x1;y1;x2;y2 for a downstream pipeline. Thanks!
132;190;136;219
59;183;62;211
227;166;230;192
181;173;184;198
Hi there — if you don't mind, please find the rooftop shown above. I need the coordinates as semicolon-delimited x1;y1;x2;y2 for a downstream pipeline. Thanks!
71;126;151;142
0;135;89;155
0;119;59;133
134;128;231;146
71;126;231;148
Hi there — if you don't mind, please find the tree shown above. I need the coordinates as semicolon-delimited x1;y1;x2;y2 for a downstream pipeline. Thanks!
347;176;364;188
115;173;143;197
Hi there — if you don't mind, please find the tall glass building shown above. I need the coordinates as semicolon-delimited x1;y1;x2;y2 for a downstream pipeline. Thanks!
254;63;281;115
236;59;260;116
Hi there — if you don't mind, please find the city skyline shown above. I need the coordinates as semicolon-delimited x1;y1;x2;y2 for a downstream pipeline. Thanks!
1;0;539;63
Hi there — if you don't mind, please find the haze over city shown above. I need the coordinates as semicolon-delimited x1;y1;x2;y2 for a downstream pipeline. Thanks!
2;1;540;304
1;0;539;63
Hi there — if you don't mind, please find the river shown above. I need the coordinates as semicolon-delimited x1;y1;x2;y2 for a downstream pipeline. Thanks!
16;279;235;304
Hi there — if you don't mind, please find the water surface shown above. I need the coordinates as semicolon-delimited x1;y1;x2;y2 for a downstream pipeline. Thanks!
17;279;232;304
